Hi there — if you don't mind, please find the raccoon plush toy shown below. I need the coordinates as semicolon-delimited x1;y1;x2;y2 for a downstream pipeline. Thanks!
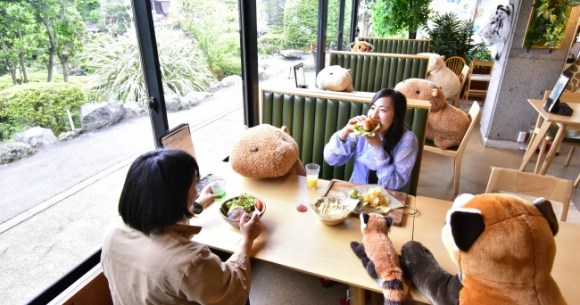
351;213;406;305
480;3;515;60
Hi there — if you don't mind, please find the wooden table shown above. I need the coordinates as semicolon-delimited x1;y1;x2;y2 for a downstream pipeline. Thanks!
520;98;580;175
191;164;416;305
412;196;580;304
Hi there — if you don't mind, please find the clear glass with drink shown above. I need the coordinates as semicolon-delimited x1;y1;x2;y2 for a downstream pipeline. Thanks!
305;163;320;189
210;177;226;201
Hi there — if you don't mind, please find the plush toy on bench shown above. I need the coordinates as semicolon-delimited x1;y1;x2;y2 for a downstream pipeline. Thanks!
316;65;354;92
230;124;306;179
400;194;566;305
395;78;469;149
418;53;461;102
349;41;374;52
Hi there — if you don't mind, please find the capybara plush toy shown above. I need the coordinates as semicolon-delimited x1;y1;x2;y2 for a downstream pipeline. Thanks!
316;65;354;92
418;53;461;102
349;41;374;52
230;124;305;178
401;194;566;305
395;78;469;149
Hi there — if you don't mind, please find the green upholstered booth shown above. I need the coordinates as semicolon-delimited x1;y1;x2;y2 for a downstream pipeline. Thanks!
357;37;431;54
260;87;430;196
328;51;429;93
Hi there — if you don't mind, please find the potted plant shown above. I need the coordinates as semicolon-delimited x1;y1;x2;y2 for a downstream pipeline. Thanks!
422;12;485;62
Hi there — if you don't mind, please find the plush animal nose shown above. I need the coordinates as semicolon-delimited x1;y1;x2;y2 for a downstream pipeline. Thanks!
250;146;258;152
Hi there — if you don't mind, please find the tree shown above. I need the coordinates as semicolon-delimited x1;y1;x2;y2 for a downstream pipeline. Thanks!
282;0;342;50
0;1;41;84
100;1;132;37
370;0;431;39
178;0;241;78
27;0;84;82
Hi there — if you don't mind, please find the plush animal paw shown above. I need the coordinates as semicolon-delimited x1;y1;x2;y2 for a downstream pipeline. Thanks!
401;241;462;305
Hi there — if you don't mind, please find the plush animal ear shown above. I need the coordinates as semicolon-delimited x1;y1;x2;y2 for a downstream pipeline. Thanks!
361;213;369;225
368;43;374;52
349;42;356;49
450;209;485;251
533;198;559;236
430;88;439;97
384;215;393;228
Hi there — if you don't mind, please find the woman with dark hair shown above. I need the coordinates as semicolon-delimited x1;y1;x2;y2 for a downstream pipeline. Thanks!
323;88;418;191
102;149;262;305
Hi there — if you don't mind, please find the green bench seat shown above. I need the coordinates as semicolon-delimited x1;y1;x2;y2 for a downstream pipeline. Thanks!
357;37;431;54
260;87;430;196
328;51;429;93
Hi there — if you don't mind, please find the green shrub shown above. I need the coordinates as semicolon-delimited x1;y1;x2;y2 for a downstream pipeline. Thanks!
80;31;215;104
0;82;86;140
0;72;88;91
258;33;285;56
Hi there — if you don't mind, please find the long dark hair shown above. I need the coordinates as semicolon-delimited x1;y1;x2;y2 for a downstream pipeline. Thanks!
370;88;408;157
118;149;200;235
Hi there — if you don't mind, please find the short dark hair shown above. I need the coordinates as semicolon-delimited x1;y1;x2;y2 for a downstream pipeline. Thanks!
370;88;408;156
118;149;200;235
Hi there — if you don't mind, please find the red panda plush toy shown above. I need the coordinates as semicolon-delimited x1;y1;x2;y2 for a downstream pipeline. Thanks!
351;213;406;304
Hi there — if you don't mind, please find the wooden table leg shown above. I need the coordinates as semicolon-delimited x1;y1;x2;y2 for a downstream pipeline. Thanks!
349;286;366;305
539;124;567;175
534;136;547;174
520;121;552;171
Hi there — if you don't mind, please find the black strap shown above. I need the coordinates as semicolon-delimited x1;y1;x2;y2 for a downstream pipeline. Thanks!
368;170;378;184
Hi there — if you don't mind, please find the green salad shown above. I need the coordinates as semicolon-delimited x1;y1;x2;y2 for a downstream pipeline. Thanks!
226;193;257;213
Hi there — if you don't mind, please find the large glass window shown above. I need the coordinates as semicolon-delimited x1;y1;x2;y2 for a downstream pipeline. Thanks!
0;1;353;303
0;1;154;303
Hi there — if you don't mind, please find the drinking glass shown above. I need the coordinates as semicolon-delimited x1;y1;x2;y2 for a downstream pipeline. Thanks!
210;177;226;201
305;163;320;189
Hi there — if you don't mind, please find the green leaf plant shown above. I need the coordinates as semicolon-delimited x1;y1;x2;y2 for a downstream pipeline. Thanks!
524;0;571;49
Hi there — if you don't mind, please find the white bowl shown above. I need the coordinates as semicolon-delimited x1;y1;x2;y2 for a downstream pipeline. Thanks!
310;197;357;226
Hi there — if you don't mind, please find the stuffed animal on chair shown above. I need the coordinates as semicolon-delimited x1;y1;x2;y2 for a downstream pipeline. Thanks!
400;193;566;305
480;4;514;60
316;65;354;92
395;78;469;149
351;213;406;304
350;41;374;52
418;52;461;101
230;124;306;178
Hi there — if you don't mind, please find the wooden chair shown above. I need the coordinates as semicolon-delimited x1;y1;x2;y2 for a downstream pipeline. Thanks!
452;64;470;108
445;56;467;77
424;102;481;195
160;123;196;158
463;60;494;103
485;167;573;221
529;91;580;173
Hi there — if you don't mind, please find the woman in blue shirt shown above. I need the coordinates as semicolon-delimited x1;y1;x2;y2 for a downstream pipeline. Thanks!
323;88;418;191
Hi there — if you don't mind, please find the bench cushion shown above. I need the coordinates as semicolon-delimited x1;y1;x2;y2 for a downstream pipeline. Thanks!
329;51;429;93
357;37;431;54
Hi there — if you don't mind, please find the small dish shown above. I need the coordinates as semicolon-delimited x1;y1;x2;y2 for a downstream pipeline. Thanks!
220;194;266;228
310;197;358;226
343;184;404;215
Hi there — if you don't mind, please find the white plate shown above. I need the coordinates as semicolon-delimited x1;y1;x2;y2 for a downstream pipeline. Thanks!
343;184;404;214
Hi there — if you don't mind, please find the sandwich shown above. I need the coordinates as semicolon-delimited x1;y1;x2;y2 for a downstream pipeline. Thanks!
353;117;380;136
